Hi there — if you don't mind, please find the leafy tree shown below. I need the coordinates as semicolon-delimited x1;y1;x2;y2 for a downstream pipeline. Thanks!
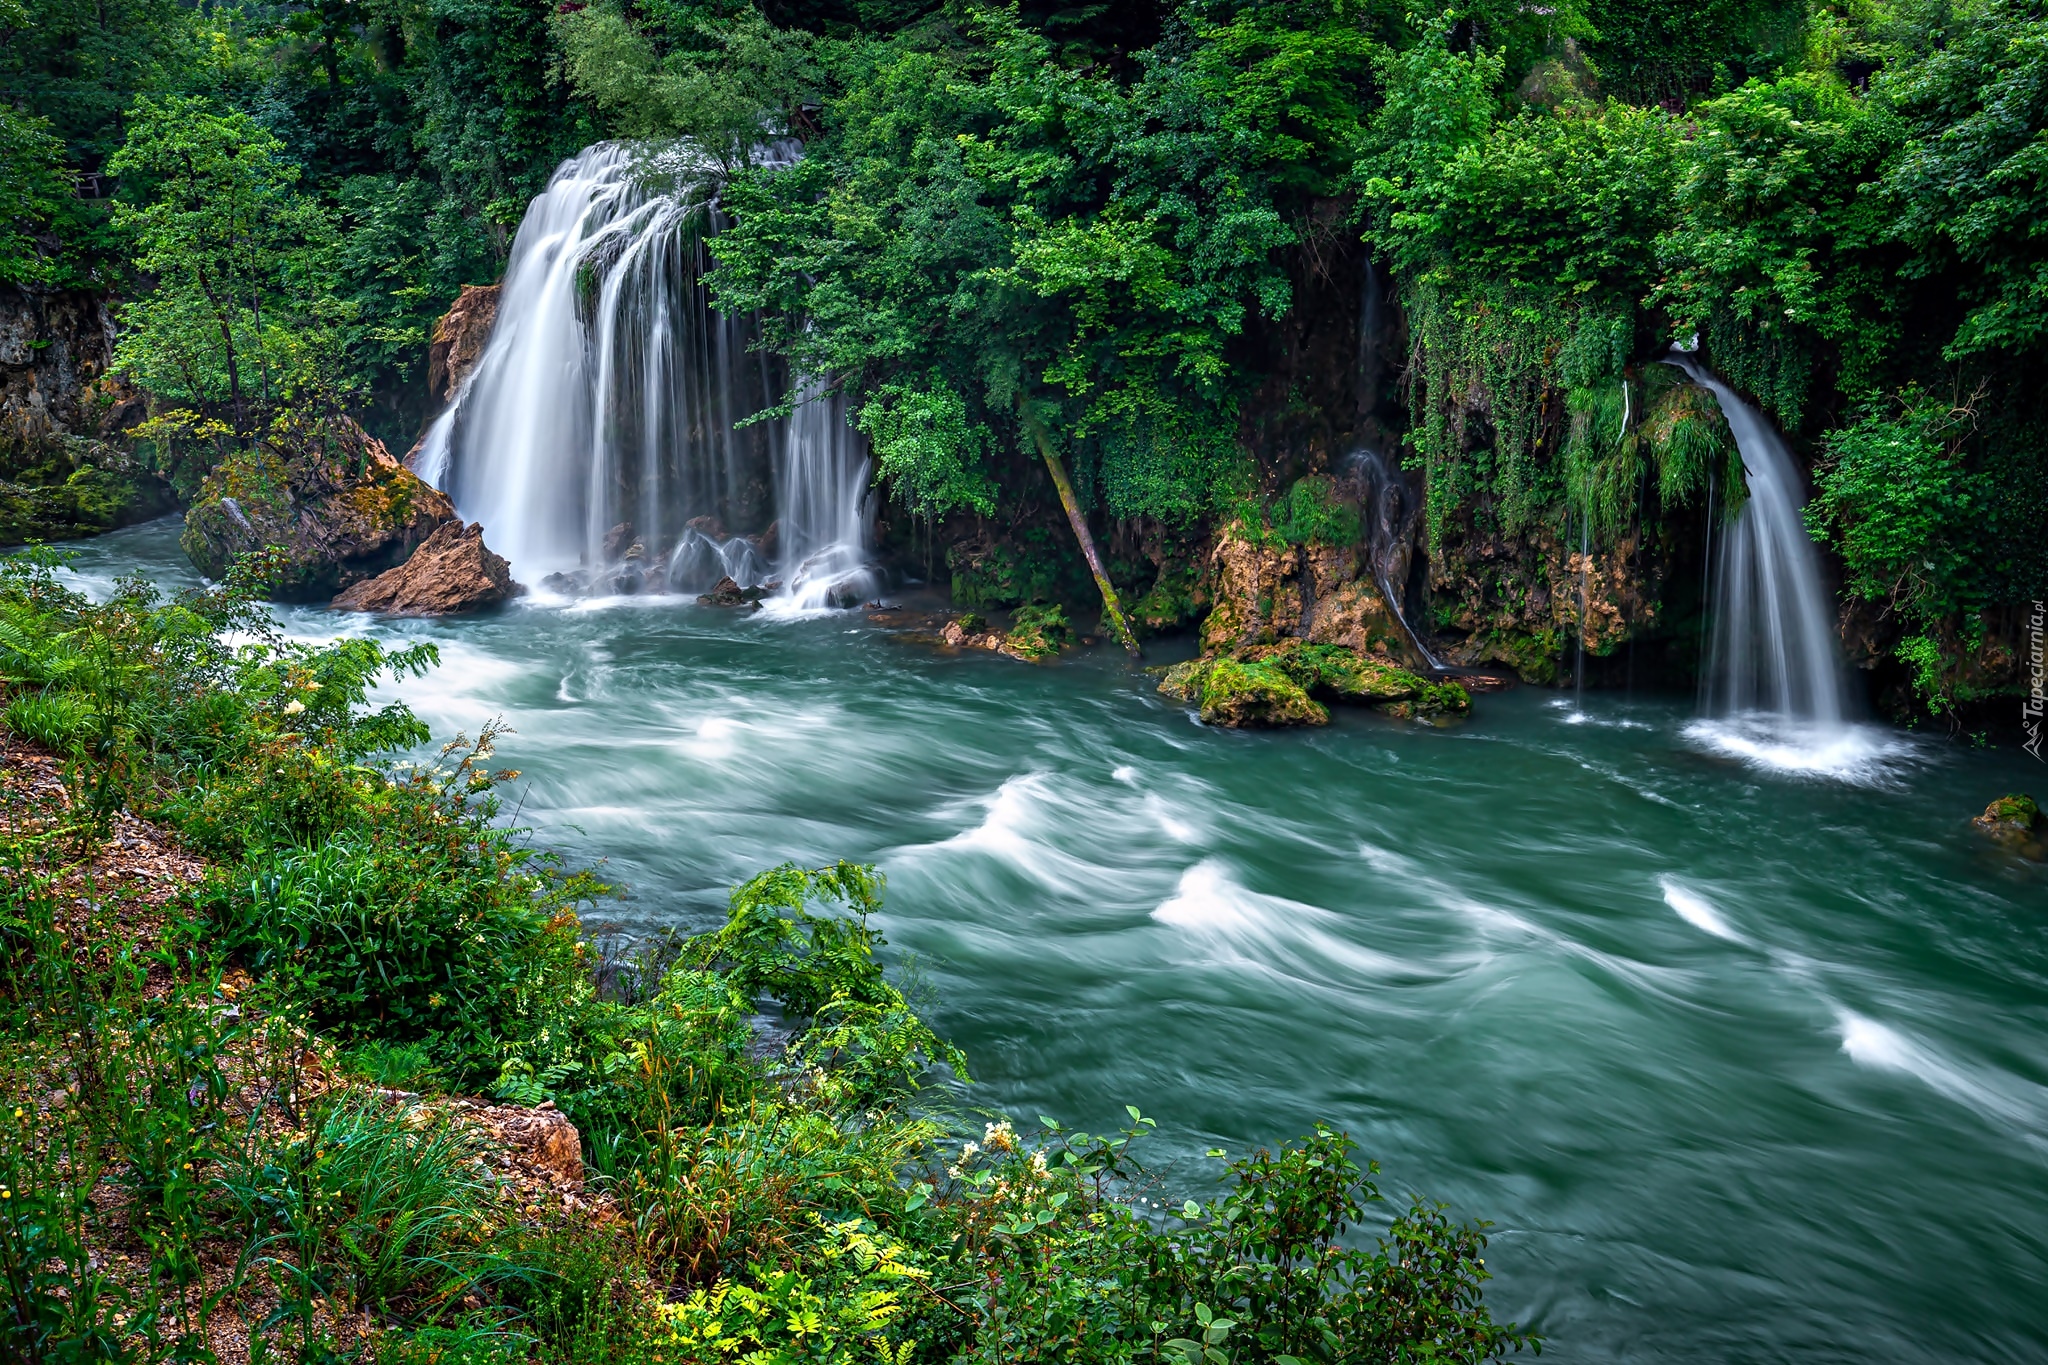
107;96;343;442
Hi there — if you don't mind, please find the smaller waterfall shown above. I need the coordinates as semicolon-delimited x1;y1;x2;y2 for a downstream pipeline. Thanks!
1664;352;1845;723
415;139;876;607
1666;351;1912;780
761;383;877;614
1343;448;1441;671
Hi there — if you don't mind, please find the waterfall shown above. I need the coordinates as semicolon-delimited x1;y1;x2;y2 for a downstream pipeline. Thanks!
419;142;873;606
1665;352;1911;780
1663;352;1846;723
1342;447;1441;671
762;380;878;614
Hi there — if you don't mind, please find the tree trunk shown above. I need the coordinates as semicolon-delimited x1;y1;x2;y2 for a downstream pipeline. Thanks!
1020;404;1141;658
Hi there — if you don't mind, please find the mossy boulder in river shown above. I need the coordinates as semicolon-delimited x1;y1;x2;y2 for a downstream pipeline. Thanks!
1160;639;1470;728
1160;655;1329;728
1973;794;2045;860
182;413;456;600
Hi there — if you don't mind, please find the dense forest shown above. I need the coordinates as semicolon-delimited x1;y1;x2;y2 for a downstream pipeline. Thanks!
4;0;2045;725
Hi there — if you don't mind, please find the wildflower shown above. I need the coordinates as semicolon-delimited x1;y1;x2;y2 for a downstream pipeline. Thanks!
283;699;306;716
1030;1151;1048;1176
984;1120;1016;1153
959;1140;979;1160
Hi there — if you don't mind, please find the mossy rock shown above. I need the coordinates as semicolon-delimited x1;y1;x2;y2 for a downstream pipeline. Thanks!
1380;681;1474;720
1245;640;1424;702
1157;655;1329;728
182;414;453;599
0;437;177;545
1002;603;1072;662
1973;793;2045;859
1984;794;2041;827
1129;561;1209;637
1161;640;1470;727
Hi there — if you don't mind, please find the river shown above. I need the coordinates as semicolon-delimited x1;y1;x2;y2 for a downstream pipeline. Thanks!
61;518;2048;1363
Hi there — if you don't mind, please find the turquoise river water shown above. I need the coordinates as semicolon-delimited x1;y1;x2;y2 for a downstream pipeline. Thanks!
63;520;2048;1363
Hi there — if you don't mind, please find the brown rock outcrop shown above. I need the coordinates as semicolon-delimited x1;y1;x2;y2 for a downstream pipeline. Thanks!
1199;520;1421;669
427;284;500;403
477;1102;585;1188
182;413;457;600
332;519;518;615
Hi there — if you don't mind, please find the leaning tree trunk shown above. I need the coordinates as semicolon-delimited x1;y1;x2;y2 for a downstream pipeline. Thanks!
1019;404;1141;658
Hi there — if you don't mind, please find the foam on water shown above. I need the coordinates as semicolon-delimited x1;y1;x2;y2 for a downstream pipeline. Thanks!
1660;876;1746;944
1684;713;1921;786
1832;1007;2043;1133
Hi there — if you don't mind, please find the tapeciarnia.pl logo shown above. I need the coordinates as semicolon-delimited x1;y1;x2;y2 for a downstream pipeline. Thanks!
2026;600;2045;760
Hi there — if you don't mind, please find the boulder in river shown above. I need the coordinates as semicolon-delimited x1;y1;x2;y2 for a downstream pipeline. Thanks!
1973;793;2045;860
183;412;456;600
1159;639;1470;728
331;519;520;616
698;575;771;607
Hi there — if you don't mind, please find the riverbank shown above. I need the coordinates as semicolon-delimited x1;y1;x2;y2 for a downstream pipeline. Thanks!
0;542;1531;1363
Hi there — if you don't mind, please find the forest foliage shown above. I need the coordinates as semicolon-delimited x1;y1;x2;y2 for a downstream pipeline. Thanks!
2;0;2044;704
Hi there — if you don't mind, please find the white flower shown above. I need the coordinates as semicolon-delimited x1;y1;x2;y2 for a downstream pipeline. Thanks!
1030;1151;1048;1175
282;699;306;716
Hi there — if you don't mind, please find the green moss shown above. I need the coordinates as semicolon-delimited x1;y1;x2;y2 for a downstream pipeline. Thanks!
1129;561;1208;637
1248;640;1426;702
948;530;1080;609
1155;655;1328;728
1162;641;1470;727
1196;657;1329;728
1003;602;1072;661
1382;681;1474;719
1987;794;2041;827
0;438;176;546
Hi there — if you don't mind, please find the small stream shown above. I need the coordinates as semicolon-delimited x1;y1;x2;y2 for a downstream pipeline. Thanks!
62;519;2048;1363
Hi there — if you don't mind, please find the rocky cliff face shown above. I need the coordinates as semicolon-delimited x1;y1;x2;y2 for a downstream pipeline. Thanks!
0;285;171;544
183;413;455;599
426;284;499;405
1428;527;1668;684
1199;521;1423;668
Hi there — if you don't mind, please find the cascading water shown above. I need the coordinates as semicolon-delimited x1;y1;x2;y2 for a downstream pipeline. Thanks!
1342;448;1441;672
763;381;877;614
417;142;873;606
1665;351;1909;779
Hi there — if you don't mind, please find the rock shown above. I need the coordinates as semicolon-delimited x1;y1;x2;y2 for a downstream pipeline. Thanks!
182;412;456;600
698;575;769;607
1973;794;2045;860
1160;656;1329;728
1158;639;1469;729
686;514;730;541
1001;603;1072;661
427;284;500;403
478;1102;584;1189
601;520;635;561
1200;518;1421;669
331;519;519;615
0;285;175;544
941;612;998;650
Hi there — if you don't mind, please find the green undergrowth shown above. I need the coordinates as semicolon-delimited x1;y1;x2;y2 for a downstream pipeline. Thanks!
0;545;1530;1363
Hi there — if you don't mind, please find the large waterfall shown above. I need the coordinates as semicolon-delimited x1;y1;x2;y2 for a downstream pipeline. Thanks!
415;142;875;609
1666;352;1908;779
